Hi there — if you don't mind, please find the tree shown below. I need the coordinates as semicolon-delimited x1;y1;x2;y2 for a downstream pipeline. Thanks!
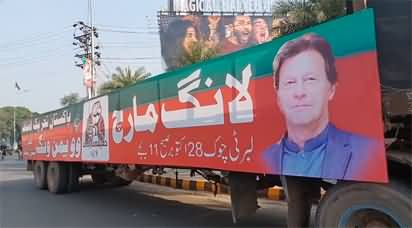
0;106;34;146
98;66;151;95
60;92;81;107
315;0;346;21
174;41;218;70
272;0;346;36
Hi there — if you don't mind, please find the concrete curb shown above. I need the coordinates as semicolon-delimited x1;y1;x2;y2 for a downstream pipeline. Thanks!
137;174;285;201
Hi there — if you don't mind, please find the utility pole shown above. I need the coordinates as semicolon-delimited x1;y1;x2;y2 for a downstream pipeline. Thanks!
90;0;96;97
13;106;16;150
73;0;100;99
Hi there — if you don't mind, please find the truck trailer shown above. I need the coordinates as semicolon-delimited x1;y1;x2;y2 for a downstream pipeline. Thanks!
22;1;411;227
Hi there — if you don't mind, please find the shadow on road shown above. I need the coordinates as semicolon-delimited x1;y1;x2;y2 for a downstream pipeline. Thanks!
1;175;287;227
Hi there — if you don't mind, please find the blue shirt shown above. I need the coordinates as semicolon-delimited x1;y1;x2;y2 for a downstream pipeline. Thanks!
282;125;329;178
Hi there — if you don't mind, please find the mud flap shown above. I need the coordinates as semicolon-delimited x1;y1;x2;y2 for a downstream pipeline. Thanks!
228;172;258;224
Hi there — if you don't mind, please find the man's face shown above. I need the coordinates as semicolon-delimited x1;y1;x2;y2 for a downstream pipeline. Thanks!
92;102;102;125
253;18;269;44
276;50;336;127
233;16;252;45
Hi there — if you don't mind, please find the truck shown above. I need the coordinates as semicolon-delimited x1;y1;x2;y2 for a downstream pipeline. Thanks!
21;1;411;227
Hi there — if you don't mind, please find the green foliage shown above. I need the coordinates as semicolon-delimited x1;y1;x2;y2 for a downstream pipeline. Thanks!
0;106;35;146
315;0;346;21
176;41;218;69
60;92;81;107
272;0;346;36
98;66;151;95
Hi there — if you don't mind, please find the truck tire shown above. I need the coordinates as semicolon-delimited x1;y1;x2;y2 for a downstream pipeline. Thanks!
66;163;80;193
47;162;68;194
228;172;258;224
315;180;412;227
33;161;47;190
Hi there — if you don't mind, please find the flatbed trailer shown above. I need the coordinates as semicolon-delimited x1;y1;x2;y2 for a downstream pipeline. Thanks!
22;1;411;227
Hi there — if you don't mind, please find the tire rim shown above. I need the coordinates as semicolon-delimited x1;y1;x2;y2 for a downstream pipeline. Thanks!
339;204;403;228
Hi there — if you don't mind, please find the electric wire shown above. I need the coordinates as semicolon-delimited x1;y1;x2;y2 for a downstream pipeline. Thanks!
98;28;158;35
0;28;73;51
96;23;158;30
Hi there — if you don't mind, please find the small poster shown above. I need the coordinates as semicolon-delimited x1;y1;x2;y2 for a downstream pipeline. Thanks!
82;95;109;161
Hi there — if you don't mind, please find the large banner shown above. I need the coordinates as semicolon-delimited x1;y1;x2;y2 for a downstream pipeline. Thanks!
22;9;388;183
159;14;273;69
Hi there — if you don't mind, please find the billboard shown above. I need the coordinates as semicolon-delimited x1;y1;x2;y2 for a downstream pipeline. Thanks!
159;14;273;70
22;9;387;183
170;0;276;13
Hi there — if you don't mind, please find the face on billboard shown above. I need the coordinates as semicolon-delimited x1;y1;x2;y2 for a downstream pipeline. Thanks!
253;18;269;44
276;50;336;128
233;15;252;45
183;26;198;53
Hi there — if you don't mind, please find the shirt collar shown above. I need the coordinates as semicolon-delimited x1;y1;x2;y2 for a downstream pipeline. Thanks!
283;123;329;153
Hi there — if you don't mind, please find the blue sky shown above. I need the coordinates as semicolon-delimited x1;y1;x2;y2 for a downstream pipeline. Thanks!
0;0;167;113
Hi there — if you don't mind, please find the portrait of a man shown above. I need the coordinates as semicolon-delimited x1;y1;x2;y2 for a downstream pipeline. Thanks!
263;33;381;180
85;100;107;146
253;17;270;44
221;15;253;53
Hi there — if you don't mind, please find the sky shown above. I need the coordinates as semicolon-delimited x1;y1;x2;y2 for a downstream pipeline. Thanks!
0;0;167;113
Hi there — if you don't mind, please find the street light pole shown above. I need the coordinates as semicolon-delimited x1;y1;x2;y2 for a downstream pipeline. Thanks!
13;105;16;150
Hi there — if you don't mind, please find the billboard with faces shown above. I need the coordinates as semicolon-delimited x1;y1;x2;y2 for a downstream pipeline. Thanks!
159;15;273;70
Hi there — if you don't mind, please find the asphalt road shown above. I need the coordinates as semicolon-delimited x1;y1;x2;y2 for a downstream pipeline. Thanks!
0;157;291;228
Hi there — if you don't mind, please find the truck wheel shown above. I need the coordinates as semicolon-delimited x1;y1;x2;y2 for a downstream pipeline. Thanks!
33;161;47;190
66;163;80;193
315;180;412;227
228;172;258;224
47;162;68;194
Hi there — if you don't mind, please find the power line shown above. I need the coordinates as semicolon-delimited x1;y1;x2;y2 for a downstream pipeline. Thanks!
98;28;158;35
96;67;110;80
99;44;159;48
0;46;79;61
100;60;162;65
0;45;70;63
0;30;72;51
0;49;74;67
101;57;160;60
99;61;113;77
96;23;158;30
103;62;161;65
0;27;73;50
97;40;159;45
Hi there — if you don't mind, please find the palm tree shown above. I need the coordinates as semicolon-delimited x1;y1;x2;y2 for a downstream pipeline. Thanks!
273;0;346;36
60;92;81;106
98;66;151;95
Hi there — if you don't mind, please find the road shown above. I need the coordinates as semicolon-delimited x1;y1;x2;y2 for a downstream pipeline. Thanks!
0;157;294;227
